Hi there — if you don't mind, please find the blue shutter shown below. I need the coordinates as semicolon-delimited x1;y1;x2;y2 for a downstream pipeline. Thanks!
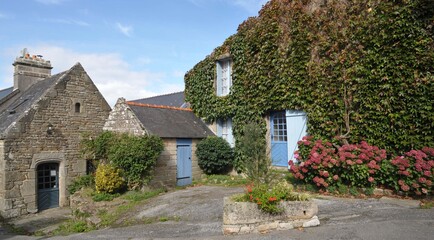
216;119;222;136
227;118;234;147
216;62;222;96
228;61;232;92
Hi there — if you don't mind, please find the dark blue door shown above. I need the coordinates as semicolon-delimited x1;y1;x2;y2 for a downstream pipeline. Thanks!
37;163;59;211
271;111;288;166
177;139;192;186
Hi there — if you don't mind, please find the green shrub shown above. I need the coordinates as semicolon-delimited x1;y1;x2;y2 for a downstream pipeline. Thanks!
81;131;115;161
68;175;95;195
81;132;164;190
95;163;125;194
109;134;164;189
236;123;273;183
196;136;234;174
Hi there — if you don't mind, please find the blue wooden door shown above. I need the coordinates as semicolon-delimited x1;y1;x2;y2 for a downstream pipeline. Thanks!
286;110;307;163
176;139;192;186
37;163;59;211
271;111;288;166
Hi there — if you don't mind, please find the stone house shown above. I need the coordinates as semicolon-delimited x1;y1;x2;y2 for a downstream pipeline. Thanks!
103;97;214;187
0;51;111;218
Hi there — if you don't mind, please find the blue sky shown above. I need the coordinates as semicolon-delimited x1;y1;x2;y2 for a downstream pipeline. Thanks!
0;0;268;105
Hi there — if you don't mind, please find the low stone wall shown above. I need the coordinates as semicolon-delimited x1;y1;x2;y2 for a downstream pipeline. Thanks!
223;197;319;235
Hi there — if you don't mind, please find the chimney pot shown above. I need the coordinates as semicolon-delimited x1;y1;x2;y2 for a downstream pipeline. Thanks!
13;49;53;91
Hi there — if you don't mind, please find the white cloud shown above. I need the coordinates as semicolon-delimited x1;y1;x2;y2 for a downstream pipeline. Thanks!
116;22;133;37
35;0;67;5
42;18;89;26
136;57;152;65
26;46;170;106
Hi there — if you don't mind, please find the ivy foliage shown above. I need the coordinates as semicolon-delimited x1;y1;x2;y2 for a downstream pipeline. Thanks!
184;0;434;154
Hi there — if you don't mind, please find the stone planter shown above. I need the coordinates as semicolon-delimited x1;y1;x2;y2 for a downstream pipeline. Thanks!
223;196;319;235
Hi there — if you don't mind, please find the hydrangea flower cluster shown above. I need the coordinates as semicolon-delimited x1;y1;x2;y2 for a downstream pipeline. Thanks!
289;136;433;195
289;137;386;189
391;147;433;195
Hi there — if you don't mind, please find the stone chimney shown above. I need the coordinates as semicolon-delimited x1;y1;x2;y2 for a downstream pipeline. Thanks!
13;48;52;91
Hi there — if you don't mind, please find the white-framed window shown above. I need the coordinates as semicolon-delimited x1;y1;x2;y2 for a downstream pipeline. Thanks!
216;58;232;96
217;118;234;147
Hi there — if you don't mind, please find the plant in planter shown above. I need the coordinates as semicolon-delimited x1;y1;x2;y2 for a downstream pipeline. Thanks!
236;180;310;214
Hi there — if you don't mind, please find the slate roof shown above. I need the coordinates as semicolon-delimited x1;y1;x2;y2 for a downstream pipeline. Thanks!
126;101;214;139
0;87;13;101
0;70;68;137
131;91;188;108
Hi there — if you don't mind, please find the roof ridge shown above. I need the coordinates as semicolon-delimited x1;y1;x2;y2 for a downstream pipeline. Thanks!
133;91;184;101
126;101;192;112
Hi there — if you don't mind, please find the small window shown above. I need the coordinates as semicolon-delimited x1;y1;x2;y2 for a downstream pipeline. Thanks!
75;103;81;113
216;58;232;96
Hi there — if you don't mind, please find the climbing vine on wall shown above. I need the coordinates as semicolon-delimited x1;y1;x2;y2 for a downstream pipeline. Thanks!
185;0;434;154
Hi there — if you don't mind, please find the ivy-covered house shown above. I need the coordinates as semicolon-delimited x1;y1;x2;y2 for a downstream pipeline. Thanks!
103;96;214;187
0;50;111;218
185;0;434;168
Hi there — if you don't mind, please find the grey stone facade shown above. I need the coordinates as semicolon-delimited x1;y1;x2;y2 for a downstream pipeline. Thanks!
0;54;110;218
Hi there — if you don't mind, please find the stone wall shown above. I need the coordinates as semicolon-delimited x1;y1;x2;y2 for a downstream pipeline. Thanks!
151;138;203;187
0;64;110;218
151;139;177;187
103;98;147;136
223;197;320;235
191;139;202;180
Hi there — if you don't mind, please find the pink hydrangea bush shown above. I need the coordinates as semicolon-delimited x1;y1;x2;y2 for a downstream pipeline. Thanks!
289;136;387;190
289;136;433;196
389;147;433;195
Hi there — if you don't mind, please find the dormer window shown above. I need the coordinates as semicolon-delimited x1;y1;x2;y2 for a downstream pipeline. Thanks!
75;103;81;113
216;58;232;96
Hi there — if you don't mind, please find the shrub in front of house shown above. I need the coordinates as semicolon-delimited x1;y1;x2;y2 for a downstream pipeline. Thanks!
290;136;387;189
95;163;125;194
235;123;273;183
384;147;434;195
196;136;234;174
290;136;433;196
109;134;164;189
80;131;164;190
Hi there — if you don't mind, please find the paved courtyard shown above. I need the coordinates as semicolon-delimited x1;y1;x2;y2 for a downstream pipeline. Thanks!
1;185;433;240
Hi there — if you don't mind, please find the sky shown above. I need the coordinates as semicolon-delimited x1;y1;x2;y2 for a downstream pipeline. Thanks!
0;0;268;106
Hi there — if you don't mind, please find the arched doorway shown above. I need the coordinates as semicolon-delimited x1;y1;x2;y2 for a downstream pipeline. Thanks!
37;163;59;211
